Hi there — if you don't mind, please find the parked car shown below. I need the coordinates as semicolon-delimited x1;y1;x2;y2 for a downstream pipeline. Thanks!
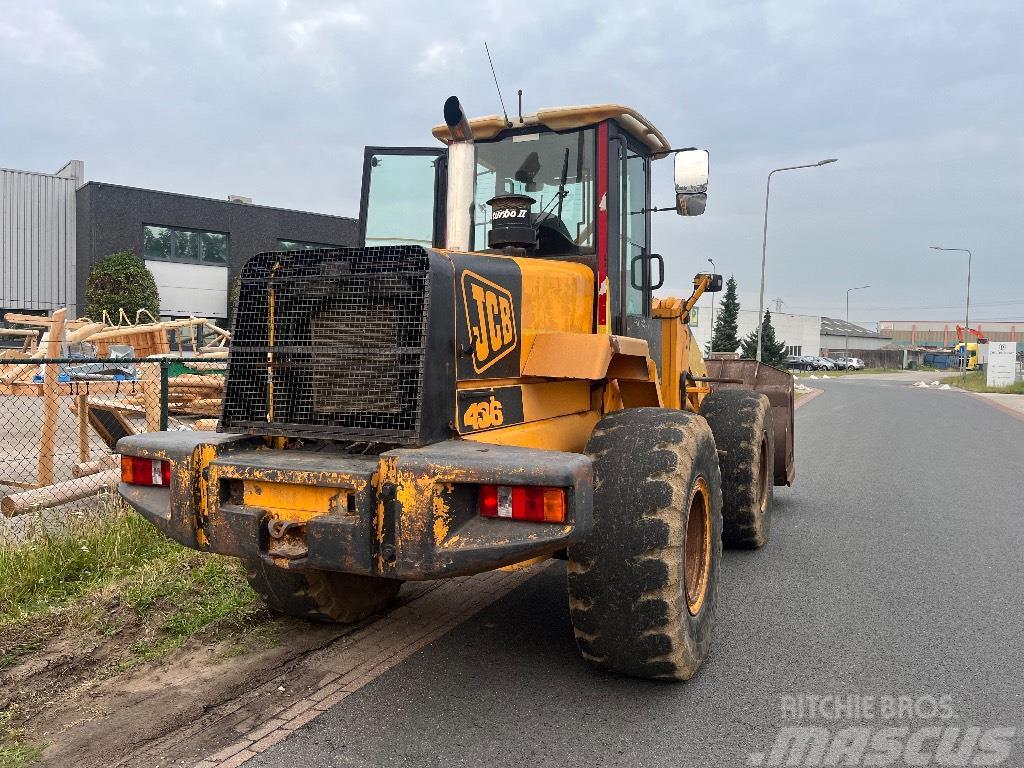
836;357;866;370
806;356;836;370
786;355;815;371
821;356;846;370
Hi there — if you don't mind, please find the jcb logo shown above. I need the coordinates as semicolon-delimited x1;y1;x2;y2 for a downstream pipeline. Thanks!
462;396;504;431
461;270;517;373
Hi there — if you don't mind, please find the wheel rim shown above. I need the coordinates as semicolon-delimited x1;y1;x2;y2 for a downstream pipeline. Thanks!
684;476;712;616
757;431;770;513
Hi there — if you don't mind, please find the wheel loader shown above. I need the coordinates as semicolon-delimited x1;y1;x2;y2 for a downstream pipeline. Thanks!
118;97;795;681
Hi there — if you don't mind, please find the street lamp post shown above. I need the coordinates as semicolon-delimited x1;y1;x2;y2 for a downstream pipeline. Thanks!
845;285;870;365
930;246;973;382
707;257;716;355
756;158;838;362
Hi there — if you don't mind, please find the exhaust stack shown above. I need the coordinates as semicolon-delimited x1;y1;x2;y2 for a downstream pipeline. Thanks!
444;96;475;251
444;96;473;143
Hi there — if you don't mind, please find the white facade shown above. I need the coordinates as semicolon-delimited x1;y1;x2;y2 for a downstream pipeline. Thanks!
145;260;229;318
690;307;822;357
1;160;83;315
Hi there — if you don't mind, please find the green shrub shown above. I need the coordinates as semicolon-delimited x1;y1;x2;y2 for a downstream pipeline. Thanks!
84;251;160;322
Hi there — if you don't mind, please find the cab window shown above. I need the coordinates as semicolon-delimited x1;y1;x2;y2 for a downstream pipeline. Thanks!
622;150;648;316
359;148;443;247
473;129;596;252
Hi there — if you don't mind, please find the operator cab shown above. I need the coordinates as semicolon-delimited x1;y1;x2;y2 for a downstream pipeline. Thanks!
357;100;709;340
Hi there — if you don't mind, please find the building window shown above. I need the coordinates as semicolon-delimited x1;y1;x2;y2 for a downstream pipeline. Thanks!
144;225;228;265
277;239;337;251
785;345;802;356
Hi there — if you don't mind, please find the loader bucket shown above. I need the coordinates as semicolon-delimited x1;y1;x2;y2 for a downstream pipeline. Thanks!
702;359;795;486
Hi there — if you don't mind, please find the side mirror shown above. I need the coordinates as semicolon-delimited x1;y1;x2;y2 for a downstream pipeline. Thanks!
674;149;709;216
695;272;723;292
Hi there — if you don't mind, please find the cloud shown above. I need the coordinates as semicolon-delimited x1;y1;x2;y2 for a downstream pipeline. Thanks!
0;5;100;73
415;42;464;75
2;0;1022;324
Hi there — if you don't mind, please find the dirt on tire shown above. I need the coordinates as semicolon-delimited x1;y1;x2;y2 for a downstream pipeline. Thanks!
244;558;402;623
700;389;774;548
567;407;723;681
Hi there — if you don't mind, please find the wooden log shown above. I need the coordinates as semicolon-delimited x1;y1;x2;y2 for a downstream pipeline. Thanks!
169;374;225;388
87;323;167;341
77;393;91;462
2;468;120;516
182;360;229;370
72;454;120;478
144;379;161;432
67;322;107;344
3;312;53;326
38;309;67;487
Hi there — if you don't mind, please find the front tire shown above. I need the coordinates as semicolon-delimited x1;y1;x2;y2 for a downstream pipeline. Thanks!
567;408;723;681
700;389;774;548
244;559;402;623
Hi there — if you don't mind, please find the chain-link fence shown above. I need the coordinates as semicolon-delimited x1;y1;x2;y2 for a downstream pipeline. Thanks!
0;357;225;543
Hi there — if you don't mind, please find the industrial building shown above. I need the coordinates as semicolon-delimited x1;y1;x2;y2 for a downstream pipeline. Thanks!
2;161;357;322
690;308;823;357
819;317;893;354
689;301;898;358
878;320;1022;348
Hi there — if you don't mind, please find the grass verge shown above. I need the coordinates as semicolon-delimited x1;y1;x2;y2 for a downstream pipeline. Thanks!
940;370;1024;394
0;496;264;763
0;709;42;768
1;496;260;640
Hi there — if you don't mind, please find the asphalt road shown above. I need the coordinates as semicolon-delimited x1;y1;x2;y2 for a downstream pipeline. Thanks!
252;377;1024;767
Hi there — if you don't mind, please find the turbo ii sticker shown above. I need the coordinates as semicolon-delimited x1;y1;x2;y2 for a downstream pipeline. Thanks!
452;255;522;380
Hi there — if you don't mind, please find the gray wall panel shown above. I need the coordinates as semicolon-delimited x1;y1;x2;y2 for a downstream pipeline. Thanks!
0;165;79;315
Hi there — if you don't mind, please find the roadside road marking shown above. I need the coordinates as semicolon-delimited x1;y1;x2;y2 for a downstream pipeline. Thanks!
795;388;824;410
966;391;1024;423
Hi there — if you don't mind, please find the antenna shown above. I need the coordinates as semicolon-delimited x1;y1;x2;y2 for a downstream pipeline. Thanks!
484;41;512;127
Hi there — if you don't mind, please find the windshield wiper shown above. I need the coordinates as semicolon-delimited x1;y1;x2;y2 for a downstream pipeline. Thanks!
537;147;571;222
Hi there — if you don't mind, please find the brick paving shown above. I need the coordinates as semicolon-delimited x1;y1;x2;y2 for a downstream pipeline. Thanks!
124;561;552;768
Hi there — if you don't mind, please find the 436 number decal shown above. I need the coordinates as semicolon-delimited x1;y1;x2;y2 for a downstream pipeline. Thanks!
457;386;525;434
462;396;504;430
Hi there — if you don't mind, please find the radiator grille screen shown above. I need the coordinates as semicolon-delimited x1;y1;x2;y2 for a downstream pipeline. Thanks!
221;246;431;443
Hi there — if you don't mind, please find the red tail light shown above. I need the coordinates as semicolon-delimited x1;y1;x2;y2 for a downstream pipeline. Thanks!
478;485;566;523
121;456;171;486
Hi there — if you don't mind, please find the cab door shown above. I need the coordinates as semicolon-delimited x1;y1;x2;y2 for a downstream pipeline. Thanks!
358;147;446;248
612;129;662;364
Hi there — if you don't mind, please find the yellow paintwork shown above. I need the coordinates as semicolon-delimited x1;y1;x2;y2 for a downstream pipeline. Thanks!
195;443;219;548
653;275;712;412
511;257;594;370
464;410;603;454
242;480;346;522
431;103;672;156
523;332;649;380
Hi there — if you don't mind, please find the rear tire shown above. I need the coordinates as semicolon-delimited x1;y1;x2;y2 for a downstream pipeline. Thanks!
567;408;723;681
700;389;774;548
244;559;402;623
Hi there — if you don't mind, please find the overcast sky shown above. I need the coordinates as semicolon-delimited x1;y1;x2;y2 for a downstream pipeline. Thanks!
2;0;1021;326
